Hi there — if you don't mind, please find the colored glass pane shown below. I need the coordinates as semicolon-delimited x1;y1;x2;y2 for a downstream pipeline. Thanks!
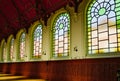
3;42;6;61
33;25;42;58
87;0;120;54
52;12;70;57
10;38;14;60
116;0;120;3
115;7;120;12
117;20;120;24
117;12;120;15
20;33;25;60
99;8;106;16
116;3;120;7
117;25;120;29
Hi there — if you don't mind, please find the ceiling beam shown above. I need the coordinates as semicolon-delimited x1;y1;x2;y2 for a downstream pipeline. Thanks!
23;0;36;15
35;0;50;26
0;10;10;27
69;0;83;13
0;0;20;41
11;0;21;27
37;0;46;15
35;0;39;20
11;0;28;28
0;9;16;32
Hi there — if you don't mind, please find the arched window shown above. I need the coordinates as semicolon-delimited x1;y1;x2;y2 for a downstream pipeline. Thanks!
52;12;70;57
87;0;120;54
10;38;14;60
20;32;25;60
33;25;42;58
3;42;6;61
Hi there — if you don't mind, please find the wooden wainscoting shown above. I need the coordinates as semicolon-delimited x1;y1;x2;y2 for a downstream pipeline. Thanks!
0;58;120;81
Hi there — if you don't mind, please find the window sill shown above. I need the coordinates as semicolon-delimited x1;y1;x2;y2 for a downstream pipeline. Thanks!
86;53;120;59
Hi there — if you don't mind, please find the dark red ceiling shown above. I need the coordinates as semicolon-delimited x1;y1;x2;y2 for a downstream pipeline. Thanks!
0;0;82;41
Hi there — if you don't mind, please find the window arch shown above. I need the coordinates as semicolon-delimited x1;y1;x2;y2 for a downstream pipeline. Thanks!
3;42;6;61
10;38;14;60
19;32;26;60
33;25;42;58
1;40;6;62
87;0;120;54
52;12;70;57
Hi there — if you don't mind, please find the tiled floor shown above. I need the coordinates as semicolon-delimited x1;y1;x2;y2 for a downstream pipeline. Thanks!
0;73;46;81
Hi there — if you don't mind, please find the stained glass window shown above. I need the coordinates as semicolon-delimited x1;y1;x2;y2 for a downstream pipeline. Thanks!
87;0;120;54
3;42;6;61
33;25;42;58
52;12;70;57
10;38;14;60
20;33;25;59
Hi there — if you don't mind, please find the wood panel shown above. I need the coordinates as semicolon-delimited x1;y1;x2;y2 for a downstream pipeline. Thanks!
0;58;120;81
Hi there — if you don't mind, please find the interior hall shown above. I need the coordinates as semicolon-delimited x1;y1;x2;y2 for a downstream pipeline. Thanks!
0;0;120;81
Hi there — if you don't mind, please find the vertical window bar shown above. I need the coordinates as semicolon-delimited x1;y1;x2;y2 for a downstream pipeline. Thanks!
52;12;70;57
10;38;14;60
87;0;119;54
20;33;25;60
33;25;42;58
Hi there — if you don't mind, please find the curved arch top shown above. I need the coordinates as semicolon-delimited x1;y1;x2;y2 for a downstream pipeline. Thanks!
87;0;120;54
51;12;70;57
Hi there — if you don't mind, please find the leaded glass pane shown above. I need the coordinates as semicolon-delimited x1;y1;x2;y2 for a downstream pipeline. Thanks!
10;38;14;60
20;33;25;60
87;0;120;54
3;42;6;61
33;25;42;58
52;12;70;57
